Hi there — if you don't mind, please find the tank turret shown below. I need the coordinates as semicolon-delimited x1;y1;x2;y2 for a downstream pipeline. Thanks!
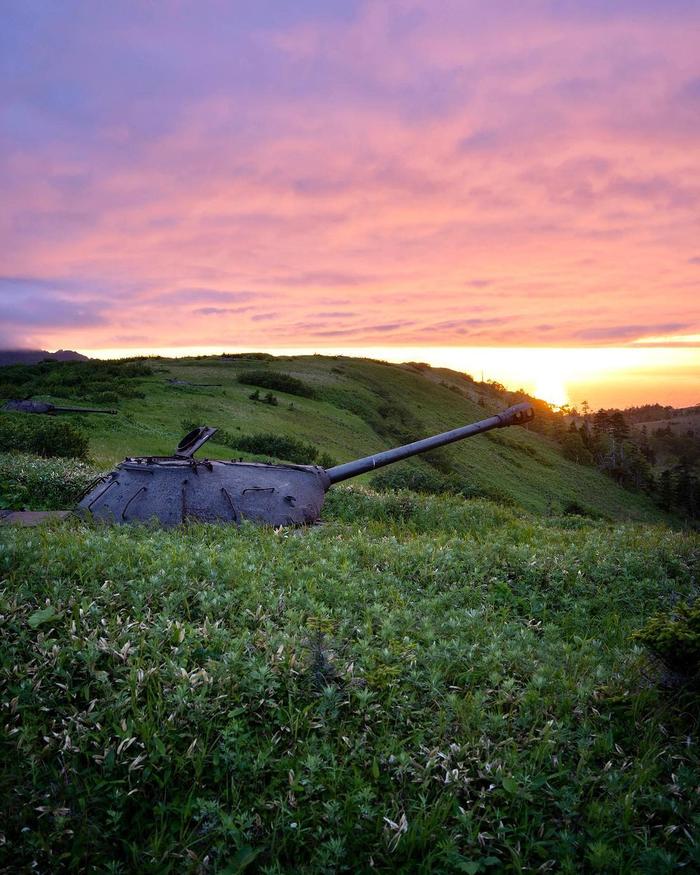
78;403;534;527
2;400;117;415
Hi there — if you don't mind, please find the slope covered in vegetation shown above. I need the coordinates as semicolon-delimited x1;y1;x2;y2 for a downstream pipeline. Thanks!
0;354;671;523
1;493;699;872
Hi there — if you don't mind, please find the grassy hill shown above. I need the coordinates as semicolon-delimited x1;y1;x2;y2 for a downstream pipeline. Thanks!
2;353;670;523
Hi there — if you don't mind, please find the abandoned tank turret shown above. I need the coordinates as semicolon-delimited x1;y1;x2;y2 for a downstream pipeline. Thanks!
2;399;117;415
78;402;534;527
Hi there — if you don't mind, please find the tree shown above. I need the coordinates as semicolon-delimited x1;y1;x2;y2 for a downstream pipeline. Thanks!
658;469;673;511
562;431;593;465
579;420;593;449
593;410;610;434
609;411;630;443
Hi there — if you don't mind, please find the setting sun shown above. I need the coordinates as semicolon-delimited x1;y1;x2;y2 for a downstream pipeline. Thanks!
531;376;570;409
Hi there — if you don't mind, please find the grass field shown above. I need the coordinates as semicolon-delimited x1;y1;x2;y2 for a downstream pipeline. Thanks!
1;491;699;872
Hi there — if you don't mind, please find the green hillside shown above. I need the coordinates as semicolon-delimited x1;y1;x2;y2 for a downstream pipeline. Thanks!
3;353;668;523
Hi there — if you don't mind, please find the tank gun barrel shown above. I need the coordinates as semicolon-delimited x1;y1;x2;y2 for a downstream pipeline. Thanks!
50;405;118;415
1;399;117;415
325;402;534;485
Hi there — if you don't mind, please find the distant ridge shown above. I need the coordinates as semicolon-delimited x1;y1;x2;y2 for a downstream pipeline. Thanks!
0;349;89;366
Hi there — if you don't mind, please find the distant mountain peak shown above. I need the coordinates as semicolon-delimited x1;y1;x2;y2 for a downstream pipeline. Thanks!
0;348;89;366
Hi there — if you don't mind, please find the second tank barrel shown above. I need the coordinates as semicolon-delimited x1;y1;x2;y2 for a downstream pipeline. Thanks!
51;406;118;414
325;401;534;485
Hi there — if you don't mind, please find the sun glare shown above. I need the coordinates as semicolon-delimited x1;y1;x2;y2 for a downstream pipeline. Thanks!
531;376;570;408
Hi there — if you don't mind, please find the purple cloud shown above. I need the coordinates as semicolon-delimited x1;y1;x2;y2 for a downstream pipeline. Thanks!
0;277;108;328
574;323;691;341
192;306;254;316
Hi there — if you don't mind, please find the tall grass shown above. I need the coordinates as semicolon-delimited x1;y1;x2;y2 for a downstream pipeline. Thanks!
1;490;698;872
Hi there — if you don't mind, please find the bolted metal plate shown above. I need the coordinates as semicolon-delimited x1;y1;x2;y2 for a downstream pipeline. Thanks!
78;459;331;527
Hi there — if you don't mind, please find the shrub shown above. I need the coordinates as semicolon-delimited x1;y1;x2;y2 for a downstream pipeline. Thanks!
371;465;485;499
562;500;600;519
562;432;594;465
0;414;89;459
0;360;151;403
0;453;103;510
371;465;453;496
220;352;274;360
90;391;120;403
218;431;319;464
632;601;700;677
237;370;315;398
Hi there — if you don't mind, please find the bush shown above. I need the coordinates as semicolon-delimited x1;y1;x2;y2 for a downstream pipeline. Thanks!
632;601;700;677
218;431;319;464
371;465;453;496
562;500;600;519
371;465;485;499
562;432;594;465
237;370;315;398
0;414;89;459
220;352;274;360
0;453;104;510
0;360;152;403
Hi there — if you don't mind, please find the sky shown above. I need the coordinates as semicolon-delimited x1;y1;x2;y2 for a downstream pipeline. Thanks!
1;1;699;407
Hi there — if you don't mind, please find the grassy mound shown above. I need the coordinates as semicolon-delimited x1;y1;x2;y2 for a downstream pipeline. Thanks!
1;492;698;872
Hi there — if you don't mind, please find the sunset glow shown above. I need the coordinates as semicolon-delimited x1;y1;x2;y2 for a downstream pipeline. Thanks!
2;1;699;407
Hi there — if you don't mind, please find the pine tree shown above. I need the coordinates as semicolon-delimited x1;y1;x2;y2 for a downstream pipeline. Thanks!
593;410;610;434
659;469;673;511
609;411;629;443
579;420;593;448
562;431;593;465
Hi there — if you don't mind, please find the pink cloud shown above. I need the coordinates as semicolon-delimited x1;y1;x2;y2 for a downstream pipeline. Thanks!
1;0;699;353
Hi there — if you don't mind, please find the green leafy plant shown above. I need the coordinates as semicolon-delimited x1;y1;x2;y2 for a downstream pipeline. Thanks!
218;430;320;464
371;465;485;500
0;359;151;403
0;413;90;459
0;452;103;509
237;369;315;398
632;601;700;676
